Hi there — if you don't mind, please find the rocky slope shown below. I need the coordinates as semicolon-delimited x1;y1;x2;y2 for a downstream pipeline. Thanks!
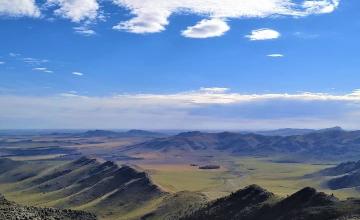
182;185;360;220
0;193;97;220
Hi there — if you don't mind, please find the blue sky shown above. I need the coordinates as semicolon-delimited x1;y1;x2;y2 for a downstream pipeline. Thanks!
1;0;360;130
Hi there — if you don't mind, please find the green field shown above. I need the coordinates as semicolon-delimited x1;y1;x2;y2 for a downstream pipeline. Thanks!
141;156;358;200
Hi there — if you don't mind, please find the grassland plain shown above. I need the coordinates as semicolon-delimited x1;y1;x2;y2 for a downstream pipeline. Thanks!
139;156;358;200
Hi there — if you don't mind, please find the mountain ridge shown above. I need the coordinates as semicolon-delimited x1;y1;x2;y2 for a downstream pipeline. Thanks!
0;157;167;219
124;128;360;160
182;185;360;220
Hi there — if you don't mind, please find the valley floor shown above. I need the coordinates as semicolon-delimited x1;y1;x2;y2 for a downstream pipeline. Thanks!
135;156;359;200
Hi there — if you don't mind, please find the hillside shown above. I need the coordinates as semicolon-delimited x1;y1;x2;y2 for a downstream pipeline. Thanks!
183;185;360;220
125;128;360;160
315;159;360;190
141;191;208;220
0;193;96;220
0;157;168;219
318;160;360;177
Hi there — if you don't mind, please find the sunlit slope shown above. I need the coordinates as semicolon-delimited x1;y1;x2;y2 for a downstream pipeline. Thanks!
0;157;169;219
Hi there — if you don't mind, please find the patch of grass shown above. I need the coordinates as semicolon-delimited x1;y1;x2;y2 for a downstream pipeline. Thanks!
143;167;224;193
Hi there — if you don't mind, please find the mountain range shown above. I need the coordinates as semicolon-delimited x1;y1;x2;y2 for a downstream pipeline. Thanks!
123;127;360;160
80;129;166;138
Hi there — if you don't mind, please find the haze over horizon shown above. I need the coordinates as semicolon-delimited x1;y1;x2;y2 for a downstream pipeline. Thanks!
1;0;360;129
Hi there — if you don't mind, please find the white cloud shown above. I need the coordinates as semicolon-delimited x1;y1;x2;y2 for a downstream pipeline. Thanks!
182;18;230;39
303;0;340;14
33;67;53;73
72;71;84;76
0;0;40;17
267;54;284;57
112;0;340;35
0;0;340;38
1;88;360;130
246;28;281;41
0;61;5;65
73;26;96;36
114;88;360;105
46;0;99;22
112;9;170;33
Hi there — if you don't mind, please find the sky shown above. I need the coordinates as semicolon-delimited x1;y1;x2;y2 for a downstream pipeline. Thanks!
1;0;360;130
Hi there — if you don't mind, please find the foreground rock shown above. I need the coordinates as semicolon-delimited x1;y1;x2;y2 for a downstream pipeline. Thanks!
0;194;97;220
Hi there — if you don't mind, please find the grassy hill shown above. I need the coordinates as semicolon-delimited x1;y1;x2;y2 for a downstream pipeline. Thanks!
0;157;169;219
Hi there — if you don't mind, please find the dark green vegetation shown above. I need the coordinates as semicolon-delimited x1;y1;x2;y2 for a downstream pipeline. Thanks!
182;185;360;220
0;193;96;220
198;165;221;170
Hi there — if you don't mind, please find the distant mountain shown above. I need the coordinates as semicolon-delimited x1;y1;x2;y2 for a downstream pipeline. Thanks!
81;129;165;138
0;193;96;220
253;128;315;136
183;185;359;220
82;129;120;137
0;157;167;219
126;128;360;160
